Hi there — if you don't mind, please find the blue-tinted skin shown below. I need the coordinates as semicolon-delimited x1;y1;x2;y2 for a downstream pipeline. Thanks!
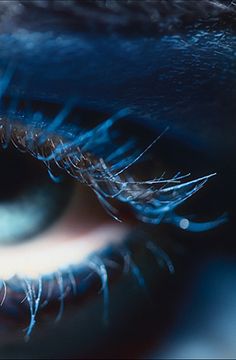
0;29;235;157
0;5;235;359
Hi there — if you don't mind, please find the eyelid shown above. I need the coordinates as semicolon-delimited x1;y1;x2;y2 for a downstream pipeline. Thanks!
0;108;218;230
1;30;234;106
0;243;127;337
0;63;226;230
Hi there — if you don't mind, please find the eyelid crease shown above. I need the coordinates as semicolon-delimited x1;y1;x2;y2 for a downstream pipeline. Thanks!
0;112;221;230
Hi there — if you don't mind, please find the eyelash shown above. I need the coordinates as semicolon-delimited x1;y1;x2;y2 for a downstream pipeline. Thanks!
0;103;225;230
0;232;175;340
0;68;226;339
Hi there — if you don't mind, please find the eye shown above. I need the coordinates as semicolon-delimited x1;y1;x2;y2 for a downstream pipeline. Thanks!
0;91;225;345
0;100;179;344
0;1;234;358
0;145;126;274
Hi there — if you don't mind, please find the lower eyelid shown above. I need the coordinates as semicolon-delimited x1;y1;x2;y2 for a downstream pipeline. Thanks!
0;221;128;279
0;214;130;338
0;117;127;335
0;25;232;357
0;225;177;342
0;114;134;337
0;248;124;335
0;178;130;277
2;121;222;346
0;101;224;341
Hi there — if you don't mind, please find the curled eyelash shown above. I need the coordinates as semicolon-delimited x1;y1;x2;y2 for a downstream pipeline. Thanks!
0;67;228;338
0;64;227;230
0;103;225;230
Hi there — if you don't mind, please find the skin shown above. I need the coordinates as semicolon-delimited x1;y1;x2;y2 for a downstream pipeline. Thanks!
0;0;235;358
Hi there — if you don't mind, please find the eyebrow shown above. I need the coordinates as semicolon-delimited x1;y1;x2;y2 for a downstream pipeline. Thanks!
0;0;235;35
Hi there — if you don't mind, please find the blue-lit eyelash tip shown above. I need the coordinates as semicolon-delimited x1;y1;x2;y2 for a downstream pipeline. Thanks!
88;256;109;325
0;280;7;307
146;241;175;274
0;248;151;340
47;166;64;184
111;126;170;177
35;107;131;163
38;98;78;146
92;170;218;228
22;277;42;340
0;98;225;232
166;212;228;232
54;271;66;323
119;247;148;293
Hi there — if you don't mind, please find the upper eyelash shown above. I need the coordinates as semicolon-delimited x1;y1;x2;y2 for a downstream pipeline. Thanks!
0;65;225;231
0;103;224;231
0;45;228;343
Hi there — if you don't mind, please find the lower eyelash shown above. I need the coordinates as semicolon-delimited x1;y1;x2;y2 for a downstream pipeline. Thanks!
0;73;227;341
0;73;227;337
0;110;224;231
0;234;175;339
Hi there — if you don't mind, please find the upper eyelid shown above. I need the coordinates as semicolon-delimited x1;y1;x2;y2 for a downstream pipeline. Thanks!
0;100;220;230
0;2;232;348
1;26;230;229
0;29;234;125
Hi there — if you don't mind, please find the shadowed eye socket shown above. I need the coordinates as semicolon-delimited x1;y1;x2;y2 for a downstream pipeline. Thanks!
0;1;234;358
0;87;226;346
